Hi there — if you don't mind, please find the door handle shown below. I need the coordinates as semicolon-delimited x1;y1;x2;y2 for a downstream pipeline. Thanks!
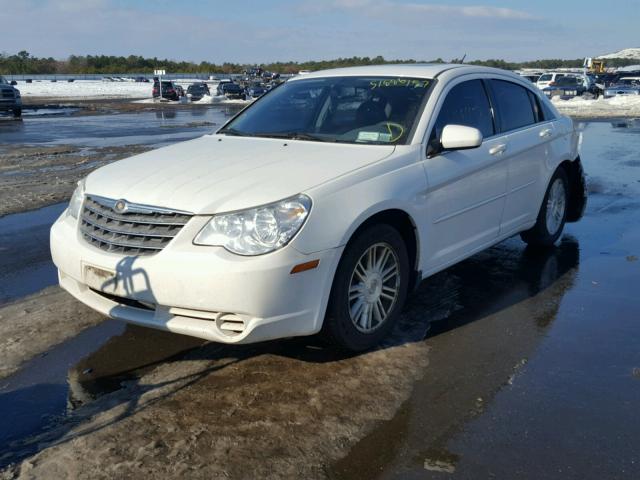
489;144;507;156
539;128;553;138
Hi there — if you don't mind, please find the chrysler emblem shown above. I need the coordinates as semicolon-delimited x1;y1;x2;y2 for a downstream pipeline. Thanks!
114;199;128;213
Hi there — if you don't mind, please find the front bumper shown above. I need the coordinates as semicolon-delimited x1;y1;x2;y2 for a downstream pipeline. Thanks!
50;210;341;344
0;98;20;111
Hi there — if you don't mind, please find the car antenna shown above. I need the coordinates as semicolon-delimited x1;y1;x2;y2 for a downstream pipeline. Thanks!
460;54;466;64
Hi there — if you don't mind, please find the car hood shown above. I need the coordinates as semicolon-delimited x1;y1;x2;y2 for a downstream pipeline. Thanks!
85;135;396;214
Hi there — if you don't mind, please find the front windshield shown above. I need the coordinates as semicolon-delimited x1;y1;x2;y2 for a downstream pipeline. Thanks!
0;75;7;84
219;76;433;145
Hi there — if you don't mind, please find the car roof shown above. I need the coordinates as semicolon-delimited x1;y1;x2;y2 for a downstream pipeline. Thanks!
287;63;521;81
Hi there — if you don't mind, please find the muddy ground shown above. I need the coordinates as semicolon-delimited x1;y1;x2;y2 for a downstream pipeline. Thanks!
0;99;230;217
0;112;639;479
0;287;103;379
0;143;152;216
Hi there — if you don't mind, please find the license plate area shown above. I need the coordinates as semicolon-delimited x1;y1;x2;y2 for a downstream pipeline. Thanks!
84;264;123;296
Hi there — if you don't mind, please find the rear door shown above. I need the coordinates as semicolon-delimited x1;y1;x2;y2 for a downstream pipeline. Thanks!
487;79;552;234
421;79;508;270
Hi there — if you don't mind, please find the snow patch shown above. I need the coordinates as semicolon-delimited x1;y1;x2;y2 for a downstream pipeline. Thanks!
597;48;640;60
17;80;151;99
552;95;640;118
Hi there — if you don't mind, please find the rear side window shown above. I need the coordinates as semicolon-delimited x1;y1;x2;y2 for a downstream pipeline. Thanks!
490;80;536;132
538;97;556;121
430;79;495;146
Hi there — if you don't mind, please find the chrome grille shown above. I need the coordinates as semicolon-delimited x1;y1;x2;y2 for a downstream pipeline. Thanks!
80;196;192;255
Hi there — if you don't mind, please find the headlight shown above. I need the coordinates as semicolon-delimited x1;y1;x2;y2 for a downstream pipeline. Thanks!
67;178;86;220
194;194;311;255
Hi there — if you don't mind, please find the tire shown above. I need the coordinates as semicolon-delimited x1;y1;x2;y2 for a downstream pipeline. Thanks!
322;224;410;351
12;107;21;118
521;168;569;248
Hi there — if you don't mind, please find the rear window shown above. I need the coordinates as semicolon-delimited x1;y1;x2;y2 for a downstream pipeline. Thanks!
556;77;579;86
490;80;536;132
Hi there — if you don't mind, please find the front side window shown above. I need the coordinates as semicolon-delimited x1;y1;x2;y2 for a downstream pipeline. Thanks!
428;79;495;151
490;80;536;132
539;74;552;82
220;76;433;145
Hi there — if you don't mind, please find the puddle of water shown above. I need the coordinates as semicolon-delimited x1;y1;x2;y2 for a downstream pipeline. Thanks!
577;120;640;197
0;320;125;467
22;107;82;117
0;106;240;148
0;322;204;468
0;203;67;305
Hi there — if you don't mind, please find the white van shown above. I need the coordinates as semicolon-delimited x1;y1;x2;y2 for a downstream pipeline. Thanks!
536;72;566;90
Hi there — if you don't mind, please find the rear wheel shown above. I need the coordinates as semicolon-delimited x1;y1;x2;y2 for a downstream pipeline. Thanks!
521;168;569;247
323;224;410;351
12;107;21;118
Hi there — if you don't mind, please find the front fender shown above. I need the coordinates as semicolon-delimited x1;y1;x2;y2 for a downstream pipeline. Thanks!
291;151;427;254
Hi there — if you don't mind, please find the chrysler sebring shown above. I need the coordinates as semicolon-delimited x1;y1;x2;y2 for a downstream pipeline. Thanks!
50;64;586;351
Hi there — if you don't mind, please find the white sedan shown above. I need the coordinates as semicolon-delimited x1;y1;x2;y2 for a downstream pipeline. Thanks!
50;64;586;351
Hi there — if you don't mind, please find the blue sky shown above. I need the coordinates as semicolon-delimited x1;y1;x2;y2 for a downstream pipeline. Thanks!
2;0;638;63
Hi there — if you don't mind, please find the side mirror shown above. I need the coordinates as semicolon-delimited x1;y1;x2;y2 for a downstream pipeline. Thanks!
440;124;483;151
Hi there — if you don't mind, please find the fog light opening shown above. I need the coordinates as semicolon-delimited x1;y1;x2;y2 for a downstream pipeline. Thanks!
216;313;246;336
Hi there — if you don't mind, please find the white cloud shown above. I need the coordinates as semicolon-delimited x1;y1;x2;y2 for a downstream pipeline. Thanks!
310;0;536;20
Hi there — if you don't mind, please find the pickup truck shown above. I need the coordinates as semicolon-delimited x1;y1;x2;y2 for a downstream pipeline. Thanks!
0;75;21;118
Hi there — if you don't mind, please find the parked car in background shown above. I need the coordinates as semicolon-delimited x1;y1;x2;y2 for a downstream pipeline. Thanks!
543;76;587;100
594;73;617;89
152;80;180;101
187;82;211;101
174;84;185;98
217;81;244;99
245;83;267;99
603;77;640;98
519;73;541;83
536;72;566;90
51;64;586;351
135;76;149;83
0;75;22;118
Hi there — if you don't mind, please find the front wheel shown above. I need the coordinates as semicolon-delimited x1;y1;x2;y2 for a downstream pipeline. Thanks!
521;168;569;247
322;224;410;351
12;107;21;118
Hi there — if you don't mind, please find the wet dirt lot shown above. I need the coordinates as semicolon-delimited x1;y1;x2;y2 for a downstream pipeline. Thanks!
0;102;238;216
0;115;639;479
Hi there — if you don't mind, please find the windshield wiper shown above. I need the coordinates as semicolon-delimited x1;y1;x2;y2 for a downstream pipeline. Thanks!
218;127;252;137
254;132;331;142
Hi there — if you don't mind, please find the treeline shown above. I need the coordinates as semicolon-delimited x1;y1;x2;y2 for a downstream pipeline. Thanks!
1;51;638;75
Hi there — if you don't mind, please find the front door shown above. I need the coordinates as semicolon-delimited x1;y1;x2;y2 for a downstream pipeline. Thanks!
422;79;508;272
